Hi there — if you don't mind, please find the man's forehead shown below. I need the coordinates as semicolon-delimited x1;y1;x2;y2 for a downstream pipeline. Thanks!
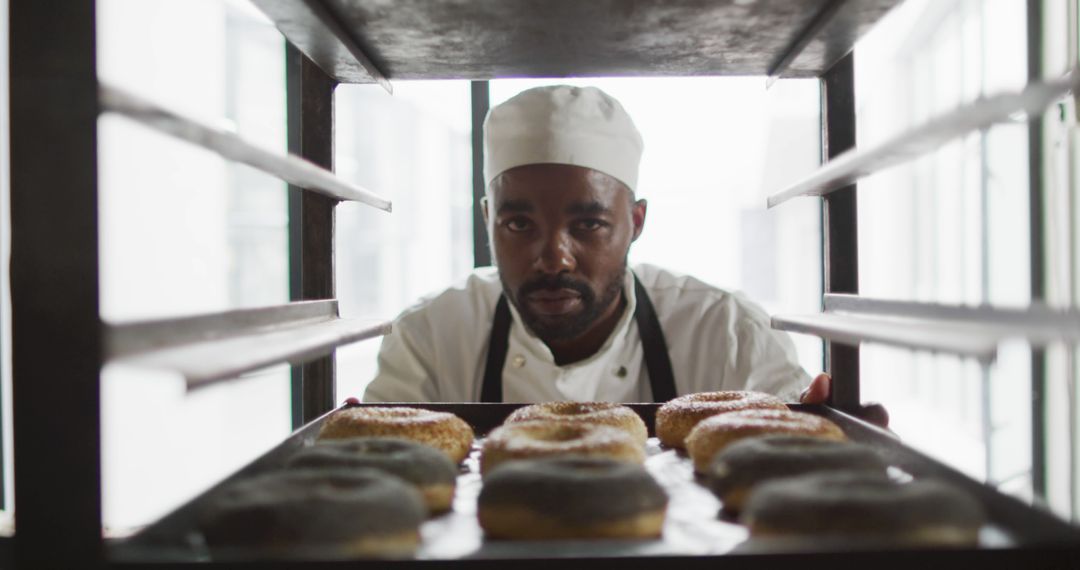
492;186;626;213
494;197;615;216
490;164;630;206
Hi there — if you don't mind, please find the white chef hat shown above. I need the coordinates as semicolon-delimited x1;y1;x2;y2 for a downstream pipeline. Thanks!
483;85;644;192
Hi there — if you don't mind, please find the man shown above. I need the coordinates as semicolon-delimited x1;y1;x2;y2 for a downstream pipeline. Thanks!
364;85;885;425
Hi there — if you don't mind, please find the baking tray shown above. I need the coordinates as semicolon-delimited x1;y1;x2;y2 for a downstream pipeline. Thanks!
109;403;1080;565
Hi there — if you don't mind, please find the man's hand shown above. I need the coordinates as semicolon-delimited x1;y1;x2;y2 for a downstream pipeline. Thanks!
799;373;890;429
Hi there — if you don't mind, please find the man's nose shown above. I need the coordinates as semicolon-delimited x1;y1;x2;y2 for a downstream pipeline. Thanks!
534;230;576;274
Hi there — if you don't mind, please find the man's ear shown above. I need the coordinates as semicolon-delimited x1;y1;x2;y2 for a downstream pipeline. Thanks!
630;199;647;242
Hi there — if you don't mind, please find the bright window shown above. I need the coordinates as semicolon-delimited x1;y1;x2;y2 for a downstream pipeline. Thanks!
333;81;476;400
855;0;1034;499
96;0;290;532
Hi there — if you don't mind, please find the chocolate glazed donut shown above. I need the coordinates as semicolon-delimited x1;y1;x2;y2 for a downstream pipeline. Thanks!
199;468;427;559
478;457;669;540
289;437;458;514
706;435;889;514
741;471;986;547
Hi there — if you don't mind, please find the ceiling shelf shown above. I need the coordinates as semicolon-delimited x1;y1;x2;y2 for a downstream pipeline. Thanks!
251;0;900;82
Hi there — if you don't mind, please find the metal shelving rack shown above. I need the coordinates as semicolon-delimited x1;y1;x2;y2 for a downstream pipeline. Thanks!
9;2;397;566
764;0;1078;500
7;0;1079;567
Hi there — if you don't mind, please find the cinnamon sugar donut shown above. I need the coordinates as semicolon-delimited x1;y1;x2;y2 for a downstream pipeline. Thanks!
685;409;846;473
317;406;475;464
655;391;786;448
480;420;645;475
505;402;648;445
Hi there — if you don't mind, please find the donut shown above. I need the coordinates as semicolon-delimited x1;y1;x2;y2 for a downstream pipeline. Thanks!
655;391;786;448
685;409;846;473
480;420;645;475
705;435;888;514
199;468;426;559
317;406;475;464
478;457;668;540
289;437;458;514
504;402;648;445
741;472;985;546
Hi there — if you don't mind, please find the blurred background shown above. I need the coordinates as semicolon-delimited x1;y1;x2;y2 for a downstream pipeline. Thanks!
0;0;1069;533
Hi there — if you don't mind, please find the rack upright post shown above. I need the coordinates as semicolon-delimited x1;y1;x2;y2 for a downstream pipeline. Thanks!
287;44;339;425
821;52;861;414
9;0;103;566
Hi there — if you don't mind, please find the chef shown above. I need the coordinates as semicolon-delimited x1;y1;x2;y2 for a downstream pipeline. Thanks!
363;85;884;425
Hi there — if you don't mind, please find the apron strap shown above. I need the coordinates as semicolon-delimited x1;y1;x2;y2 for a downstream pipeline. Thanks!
631;273;677;402
480;295;512;402
479;272;678;402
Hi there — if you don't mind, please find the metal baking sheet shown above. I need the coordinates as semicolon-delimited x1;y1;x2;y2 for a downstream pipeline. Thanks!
111;403;1080;563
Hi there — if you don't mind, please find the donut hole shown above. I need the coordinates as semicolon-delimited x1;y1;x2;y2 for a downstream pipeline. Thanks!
697;392;744;403
549;403;598;416
541;402;618;417
369;408;423;419
481;422;646;475
543;426;592;442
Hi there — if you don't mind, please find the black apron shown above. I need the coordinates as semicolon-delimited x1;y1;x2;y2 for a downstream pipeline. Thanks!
480;272;677;402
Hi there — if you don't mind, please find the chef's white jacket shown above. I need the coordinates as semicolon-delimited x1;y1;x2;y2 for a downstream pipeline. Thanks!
363;264;809;403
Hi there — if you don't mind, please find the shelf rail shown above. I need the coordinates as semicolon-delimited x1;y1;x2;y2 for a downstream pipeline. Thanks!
772;294;1080;363
105;300;391;389
766;69;1080;208
99;84;392;211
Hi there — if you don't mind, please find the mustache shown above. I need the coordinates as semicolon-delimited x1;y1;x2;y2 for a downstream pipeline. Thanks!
518;274;593;299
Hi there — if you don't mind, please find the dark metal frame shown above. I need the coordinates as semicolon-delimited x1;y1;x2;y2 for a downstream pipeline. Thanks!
1027;0;1048;503
9;1;102;566
471;80;491;268
287;43;339;426
820;52;861;414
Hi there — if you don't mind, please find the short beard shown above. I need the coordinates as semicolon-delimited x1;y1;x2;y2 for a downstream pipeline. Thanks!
502;260;627;342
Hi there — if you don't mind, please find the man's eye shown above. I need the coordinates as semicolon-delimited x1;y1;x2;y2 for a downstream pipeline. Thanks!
577;219;607;231
505;218;531;232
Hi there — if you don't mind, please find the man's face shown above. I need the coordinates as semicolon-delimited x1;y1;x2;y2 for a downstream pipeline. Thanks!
485;164;646;341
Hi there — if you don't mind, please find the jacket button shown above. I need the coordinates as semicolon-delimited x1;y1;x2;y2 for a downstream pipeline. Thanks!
616;366;627;378
512;355;526;368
